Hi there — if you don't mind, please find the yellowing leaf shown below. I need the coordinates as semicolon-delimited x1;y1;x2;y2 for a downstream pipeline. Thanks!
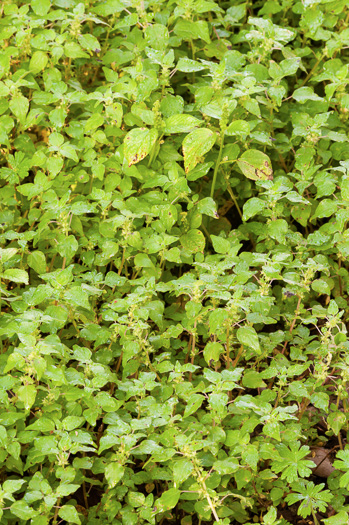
180;229;205;253
182;128;216;173
237;149;273;181
124;127;158;166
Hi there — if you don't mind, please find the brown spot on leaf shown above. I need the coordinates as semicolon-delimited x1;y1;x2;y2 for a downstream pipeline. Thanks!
128;150;147;167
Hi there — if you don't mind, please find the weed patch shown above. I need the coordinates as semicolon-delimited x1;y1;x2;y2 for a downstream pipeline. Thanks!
0;0;349;524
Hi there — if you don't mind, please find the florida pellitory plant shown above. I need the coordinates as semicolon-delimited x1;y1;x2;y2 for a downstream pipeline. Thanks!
0;0;349;524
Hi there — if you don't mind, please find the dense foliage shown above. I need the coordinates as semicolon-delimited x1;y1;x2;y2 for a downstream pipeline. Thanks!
1;0;349;523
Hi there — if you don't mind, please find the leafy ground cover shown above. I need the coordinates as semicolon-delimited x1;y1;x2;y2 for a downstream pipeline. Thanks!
1;0;349;523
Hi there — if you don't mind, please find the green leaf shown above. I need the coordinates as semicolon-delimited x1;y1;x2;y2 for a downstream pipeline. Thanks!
323;511;349;525
173;459;193;484
289;381;308;398
28;251;46;274
226;120;250;138
56;483;81;497
197;197;218;218
9;95;29;125
174;19;210;43
105;462;124;488
78;34;101;53
3;352;25;374
64;42;89;59
58;505;81;525
213;458;239;475
71;201;96;215
242;98;261;117
341;177;349;200
177;57;207;72
243;197;265;221
263;421;281;441
26;418;55;432
29;51;48;73
242;370;266;388
17;385;37;410
267;219;288;243
311;279;332;295
182;128;216;173
263;507;278;525
63;286;91;310
0;248;17;263
236;326;260;353
209;309;228;333
60;143;79;162
211;235;230;254
204;342;224;364
10;502;37;520
312;199;337;220
2;269;29;284
124;127;158;166
145;23;169;51
280;58;301;77
164;114;202;134
84;114;104;133
237;150;273;181
209;392;228;416
184;394;204;417
155;488;181;512
310;392;329;412
292;87;322;103
57;235;78;260
61;416;85;431
3;480;25;493
31;0;51;15
327;411;346;435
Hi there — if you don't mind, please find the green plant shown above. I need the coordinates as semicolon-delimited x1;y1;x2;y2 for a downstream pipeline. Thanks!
0;0;349;524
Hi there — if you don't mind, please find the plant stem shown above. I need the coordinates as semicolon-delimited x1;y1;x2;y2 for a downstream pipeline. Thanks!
189;320;197;382
311;506;319;525
205;491;220;522
201;221;211;241
225;181;242;219
53;498;61;524
299;53;324;88
225;323;231;369
65;58;72;82
281;295;302;355
116;353;123;373
118;247;126;275
210;135;224;199
232;345;244;367
83;480;89;509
